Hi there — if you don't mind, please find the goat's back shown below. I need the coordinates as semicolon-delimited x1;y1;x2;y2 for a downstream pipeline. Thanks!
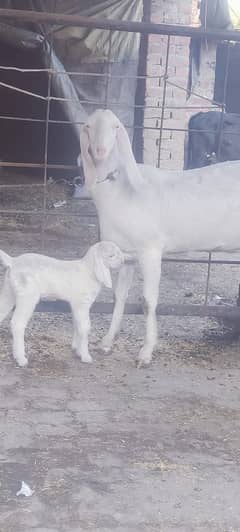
94;160;240;254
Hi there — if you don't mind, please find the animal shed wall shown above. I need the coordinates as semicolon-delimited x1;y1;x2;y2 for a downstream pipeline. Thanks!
144;0;217;170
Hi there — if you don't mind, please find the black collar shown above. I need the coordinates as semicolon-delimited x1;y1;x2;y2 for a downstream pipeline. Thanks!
96;169;118;184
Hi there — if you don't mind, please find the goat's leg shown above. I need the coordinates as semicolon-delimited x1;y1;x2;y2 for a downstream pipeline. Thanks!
71;316;78;352
0;277;15;324
11;292;39;367
137;248;162;368
71;304;92;363
101;263;134;352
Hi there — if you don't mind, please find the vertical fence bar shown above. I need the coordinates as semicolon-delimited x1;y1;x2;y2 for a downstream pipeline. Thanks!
204;252;212;305
203;40;231;306
104;30;113;109
157;34;170;168
96;29;113;242
133;0;151;163
41;66;51;251
41;16;55;251
216;40;231;161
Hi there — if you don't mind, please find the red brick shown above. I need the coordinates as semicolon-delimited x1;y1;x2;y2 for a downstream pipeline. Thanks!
143;0;215;168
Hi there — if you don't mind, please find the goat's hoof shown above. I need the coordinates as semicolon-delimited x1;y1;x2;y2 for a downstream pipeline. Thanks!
16;357;28;368
101;345;112;354
136;359;151;369
136;349;152;368
81;355;93;364
100;335;113;353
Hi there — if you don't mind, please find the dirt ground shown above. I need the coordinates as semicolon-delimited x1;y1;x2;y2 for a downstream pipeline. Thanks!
1;176;240;532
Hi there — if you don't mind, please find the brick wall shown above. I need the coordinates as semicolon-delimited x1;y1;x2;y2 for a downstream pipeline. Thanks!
143;0;217;170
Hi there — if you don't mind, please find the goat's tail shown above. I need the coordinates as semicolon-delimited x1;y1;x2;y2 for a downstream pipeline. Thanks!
0;250;12;269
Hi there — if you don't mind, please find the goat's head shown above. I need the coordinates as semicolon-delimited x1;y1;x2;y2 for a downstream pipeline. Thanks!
80;109;144;191
83;109;119;162
89;241;124;289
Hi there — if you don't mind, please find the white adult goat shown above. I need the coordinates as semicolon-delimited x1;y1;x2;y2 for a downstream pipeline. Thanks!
0;241;124;367
80;108;240;367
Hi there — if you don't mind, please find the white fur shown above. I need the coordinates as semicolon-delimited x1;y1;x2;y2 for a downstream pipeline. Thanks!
80;108;240;367
0;241;124;367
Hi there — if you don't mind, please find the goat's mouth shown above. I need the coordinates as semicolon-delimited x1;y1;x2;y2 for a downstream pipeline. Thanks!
93;152;108;162
88;145;111;162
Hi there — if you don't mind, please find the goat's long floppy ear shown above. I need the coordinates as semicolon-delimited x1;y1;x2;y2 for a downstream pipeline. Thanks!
116;123;145;190
80;126;97;190
92;245;112;289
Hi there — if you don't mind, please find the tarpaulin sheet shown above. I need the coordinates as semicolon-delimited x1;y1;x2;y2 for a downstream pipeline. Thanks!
200;0;240;30
229;0;240;30
200;0;232;30
188;1;240;97
1;1;143;137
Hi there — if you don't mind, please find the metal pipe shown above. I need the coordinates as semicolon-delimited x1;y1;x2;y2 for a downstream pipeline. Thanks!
0;161;79;170
42;40;53;250
1;8;240;41
36;300;240;319
204;252;212;305
157;35;170;168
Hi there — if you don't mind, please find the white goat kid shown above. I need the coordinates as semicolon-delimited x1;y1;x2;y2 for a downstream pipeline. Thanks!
0;241;124;367
80;108;240;367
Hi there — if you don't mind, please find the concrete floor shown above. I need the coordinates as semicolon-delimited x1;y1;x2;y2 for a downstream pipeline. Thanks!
1;312;240;532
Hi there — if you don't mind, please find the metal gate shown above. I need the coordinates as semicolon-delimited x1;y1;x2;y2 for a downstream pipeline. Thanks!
1;6;240;323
